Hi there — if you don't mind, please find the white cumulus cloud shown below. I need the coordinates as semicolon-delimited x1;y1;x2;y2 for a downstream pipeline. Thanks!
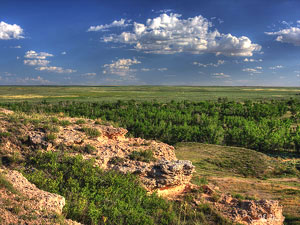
193;60;225;67
25;50;53;59
103;58;141;76
269;65;283;70
243;58;263;62
0;21;24;40
212;73;230;78
102;13;261;56
158;68;168;71
266;27;300;46
24;59;50;66
24;50;76;74
242;66;263;74
88;19;129;32
35;66;76;74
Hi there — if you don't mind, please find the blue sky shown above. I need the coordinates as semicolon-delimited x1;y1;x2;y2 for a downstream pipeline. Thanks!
0;0;300;86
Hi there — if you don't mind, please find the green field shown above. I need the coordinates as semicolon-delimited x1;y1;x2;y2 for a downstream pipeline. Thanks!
0;86;299;102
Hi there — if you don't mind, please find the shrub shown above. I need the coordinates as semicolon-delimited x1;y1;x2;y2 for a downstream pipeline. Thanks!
59;120;71;126
0;132;11;138
0;173;19;195
109;156;125;165
45;133;56;142
82;127;101;138
0;132;11;143
75;119;86;125
129;150;155;163
83;144;96;154
24;152;176;225
51;117;59;124
43;124;59;133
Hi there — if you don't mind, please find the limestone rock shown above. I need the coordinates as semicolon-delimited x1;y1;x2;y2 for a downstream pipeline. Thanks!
215;195;284;225
28;131;52;150
4;169;65;214
101;126;127;140
147;160;195;188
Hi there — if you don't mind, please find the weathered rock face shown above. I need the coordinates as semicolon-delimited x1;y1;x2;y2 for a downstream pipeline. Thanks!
147;160;194;189
111;159;195;191
3;169;65;214
28;131;53;150
210;193;284;225
101;126;127;140
25;116;193;192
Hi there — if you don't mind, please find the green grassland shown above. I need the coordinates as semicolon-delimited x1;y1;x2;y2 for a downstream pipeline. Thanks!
0;86;299;102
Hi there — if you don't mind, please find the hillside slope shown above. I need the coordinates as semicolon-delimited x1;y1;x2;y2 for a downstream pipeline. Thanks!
175;142;300;224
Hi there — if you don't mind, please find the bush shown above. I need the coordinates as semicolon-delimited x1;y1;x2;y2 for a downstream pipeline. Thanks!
129;150;156;163
51;117;59;124
45;133;57;142
0;173;19;195
24;152;176;225
82;127;101;138
83;144;96;154
109;156;125;165
0;132;11;143
59;120;71;126
75;119;86;125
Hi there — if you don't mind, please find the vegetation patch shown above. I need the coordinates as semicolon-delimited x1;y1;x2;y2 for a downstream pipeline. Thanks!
109;156;125;165
23;151;176;225
59;120;71;126
81;127;101;138
2;99;300;153
0;173;20;195
0;132;11;143
75;119;86;125
129;150;156;163
45;133;57;142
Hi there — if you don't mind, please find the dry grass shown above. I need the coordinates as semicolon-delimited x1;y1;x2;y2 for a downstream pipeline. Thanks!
0;95;78;99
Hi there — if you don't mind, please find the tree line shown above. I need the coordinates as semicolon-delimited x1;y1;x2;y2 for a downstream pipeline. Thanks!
1;98;300;153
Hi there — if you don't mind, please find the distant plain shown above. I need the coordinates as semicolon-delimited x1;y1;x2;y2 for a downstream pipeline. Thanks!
0;86;299;102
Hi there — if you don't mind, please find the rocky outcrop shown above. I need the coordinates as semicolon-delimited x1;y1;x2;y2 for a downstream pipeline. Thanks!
3;169;65;214
197;186;285;225
111;159;195;191
146;160;194;189
216;195;284;225
101;126;127;140
25;116;193;192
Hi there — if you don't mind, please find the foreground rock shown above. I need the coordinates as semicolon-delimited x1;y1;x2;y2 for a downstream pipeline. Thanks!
0;168;81;225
